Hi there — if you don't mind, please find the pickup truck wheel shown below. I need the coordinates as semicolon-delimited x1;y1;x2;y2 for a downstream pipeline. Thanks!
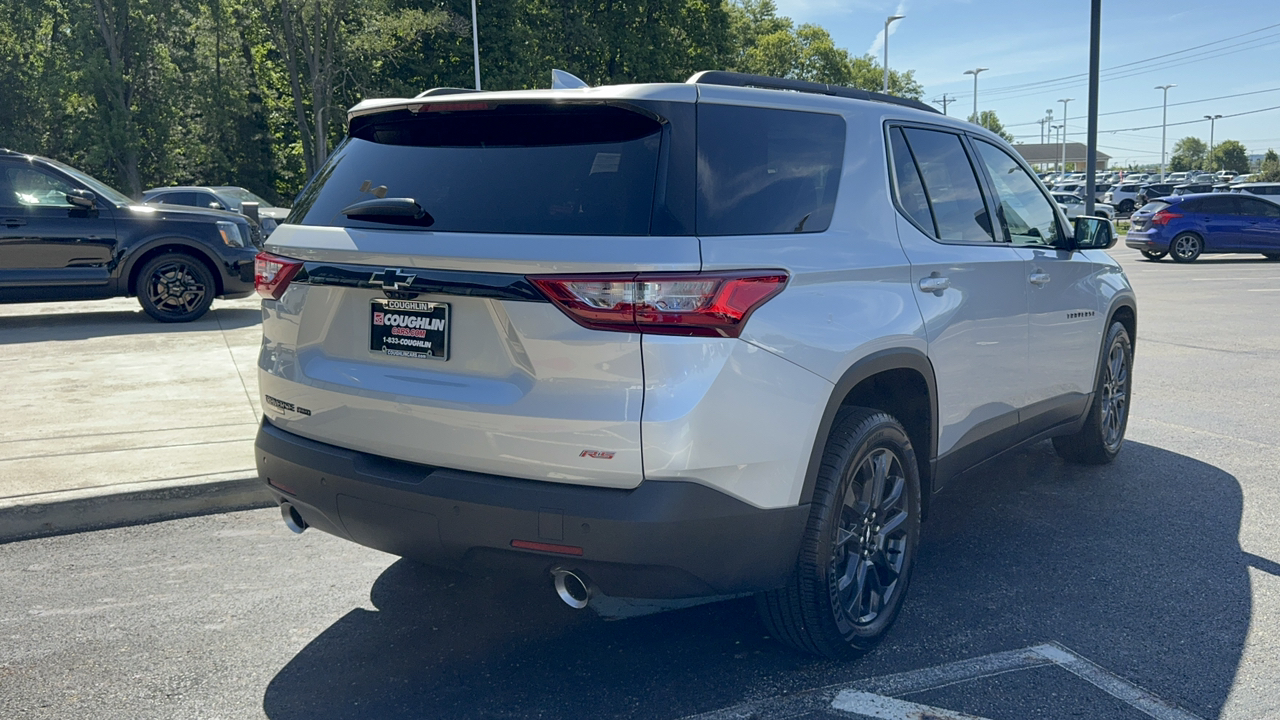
1053;321;1132;465
1140;250;1167;260
137;252;215;323
757;408;920;659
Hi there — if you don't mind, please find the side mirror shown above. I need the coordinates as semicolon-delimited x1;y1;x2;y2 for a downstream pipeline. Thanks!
209;201;225;210
241;201;260;223
66;189;96;209
1073;216;1116;250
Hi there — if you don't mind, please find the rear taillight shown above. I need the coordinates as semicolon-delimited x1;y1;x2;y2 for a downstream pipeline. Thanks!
254;251;304;299
1151;211;1182;226
529;271;788;338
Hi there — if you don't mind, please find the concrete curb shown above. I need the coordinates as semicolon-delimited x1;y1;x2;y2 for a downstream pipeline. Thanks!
0;472;274;544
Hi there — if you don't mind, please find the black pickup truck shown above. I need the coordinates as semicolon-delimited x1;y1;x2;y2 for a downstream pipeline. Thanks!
0;149;260;322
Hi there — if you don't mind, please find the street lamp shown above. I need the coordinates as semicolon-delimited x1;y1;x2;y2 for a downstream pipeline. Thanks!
882;15;904;94
1204;114;1223;170
964;67;988;121
1058;98;1074;172
1052;125;1064;172
1156;84;1176;180
470;0;481;90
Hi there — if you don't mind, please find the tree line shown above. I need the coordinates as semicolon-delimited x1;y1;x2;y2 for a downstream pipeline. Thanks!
0;0;921;204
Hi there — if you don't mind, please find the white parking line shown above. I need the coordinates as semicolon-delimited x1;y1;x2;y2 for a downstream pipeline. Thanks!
681;642;1205;720
831;690;990;719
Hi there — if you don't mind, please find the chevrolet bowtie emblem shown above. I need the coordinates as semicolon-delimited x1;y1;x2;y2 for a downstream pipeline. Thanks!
374;268;417;290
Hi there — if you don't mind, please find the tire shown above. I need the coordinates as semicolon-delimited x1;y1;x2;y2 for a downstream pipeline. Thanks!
1053;321;1132;465
136;252;216;322
1118;199;1135;214
1170;233;1203;263
757;408;921;659
1140;250;1167;261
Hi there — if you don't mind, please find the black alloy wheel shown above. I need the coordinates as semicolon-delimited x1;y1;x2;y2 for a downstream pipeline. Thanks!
1140;250;1167;261
1053;321;1133;464
758;408;921;658
1118;199;1135;214
1170;233;1203;263
137;252;216;322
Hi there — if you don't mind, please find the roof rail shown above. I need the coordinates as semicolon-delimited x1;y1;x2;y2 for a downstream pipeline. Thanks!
413;87;482;99
686;71;939;114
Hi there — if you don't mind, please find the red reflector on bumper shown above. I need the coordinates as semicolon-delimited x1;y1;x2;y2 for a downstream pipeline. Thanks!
267;478;297;496
511;540;584;556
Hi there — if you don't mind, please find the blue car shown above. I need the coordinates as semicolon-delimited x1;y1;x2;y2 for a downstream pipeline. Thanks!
1126;193;1280;262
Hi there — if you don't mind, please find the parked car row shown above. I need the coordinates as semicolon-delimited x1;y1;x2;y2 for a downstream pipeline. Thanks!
142;186;290;236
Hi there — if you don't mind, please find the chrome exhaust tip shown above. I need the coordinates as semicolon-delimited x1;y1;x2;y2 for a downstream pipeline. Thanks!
551;568;593;609
280;502;308;534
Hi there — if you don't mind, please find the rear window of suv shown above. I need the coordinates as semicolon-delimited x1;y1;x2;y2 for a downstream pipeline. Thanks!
290;103;679;236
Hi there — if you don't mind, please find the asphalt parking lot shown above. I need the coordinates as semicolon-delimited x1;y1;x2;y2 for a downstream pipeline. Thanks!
1;246;1278;719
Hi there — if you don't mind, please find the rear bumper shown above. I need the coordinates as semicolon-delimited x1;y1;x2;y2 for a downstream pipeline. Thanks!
1125;229;1168;251
255;419;809;599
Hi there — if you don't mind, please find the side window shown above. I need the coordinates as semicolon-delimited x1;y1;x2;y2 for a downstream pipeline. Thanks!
697;104;846;235
887;127;935;235
3;167;77;208
158;192;197;206
1238;197;1280;217
972;139;1063;246
195;191;223;209
900;128;995;243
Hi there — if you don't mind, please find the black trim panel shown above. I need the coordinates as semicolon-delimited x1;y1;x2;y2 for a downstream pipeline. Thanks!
256;419;808;599
800;349;938;505
297;261;547;302
1018;392;1091;439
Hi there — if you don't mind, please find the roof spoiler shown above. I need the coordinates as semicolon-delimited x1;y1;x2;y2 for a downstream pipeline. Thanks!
686;71;939;114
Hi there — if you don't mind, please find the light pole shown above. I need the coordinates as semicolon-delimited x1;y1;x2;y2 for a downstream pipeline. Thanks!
470;0;481;90
1052;125;1064;172
882;15;904;93
1155;84;1175;180
1204;114;1222;170
964;68;988;121
1058;98;1074;172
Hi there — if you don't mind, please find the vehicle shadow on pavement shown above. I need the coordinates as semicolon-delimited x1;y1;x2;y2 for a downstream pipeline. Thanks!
262;441;1250;720
0;306;260;344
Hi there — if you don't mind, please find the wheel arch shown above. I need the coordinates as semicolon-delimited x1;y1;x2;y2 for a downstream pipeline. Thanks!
800;349;938;518
124;239;225;297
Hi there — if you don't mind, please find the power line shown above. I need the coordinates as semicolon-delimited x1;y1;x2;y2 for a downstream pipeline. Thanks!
1004;87;1280;129
946;21;1280;99
1015;103;1280;139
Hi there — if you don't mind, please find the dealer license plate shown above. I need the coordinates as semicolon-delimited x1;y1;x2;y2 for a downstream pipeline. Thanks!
369;298;449;361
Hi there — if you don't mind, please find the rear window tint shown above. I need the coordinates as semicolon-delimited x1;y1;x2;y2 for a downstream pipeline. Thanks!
1138;200;1170;213
696;104;845;235
900;127;995;243
887;127;934;234
290;103;688;236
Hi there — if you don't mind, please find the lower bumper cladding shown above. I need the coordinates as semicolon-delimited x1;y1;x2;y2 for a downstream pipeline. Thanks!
255;418;808;599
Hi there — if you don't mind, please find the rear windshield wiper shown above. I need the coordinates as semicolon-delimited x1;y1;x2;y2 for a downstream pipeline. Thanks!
339;198;434;227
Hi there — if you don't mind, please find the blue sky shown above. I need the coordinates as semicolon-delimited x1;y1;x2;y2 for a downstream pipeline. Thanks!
772;0;1280;167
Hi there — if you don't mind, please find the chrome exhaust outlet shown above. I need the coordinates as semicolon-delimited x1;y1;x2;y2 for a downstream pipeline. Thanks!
280;502;308;534
551;568;593;609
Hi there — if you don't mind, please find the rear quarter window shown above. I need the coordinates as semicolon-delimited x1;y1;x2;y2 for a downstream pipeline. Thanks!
696;104;845;235
1138;200;1170;213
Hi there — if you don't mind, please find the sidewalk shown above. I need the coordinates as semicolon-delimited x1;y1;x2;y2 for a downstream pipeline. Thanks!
0;296;273;542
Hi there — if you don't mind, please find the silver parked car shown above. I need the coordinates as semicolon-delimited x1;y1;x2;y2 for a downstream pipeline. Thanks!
1053;192;1114;219
252;71;1137;658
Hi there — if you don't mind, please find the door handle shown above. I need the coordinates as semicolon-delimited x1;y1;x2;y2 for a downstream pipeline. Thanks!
1029;271;1051;286
2;218;25;228
918;276;950;293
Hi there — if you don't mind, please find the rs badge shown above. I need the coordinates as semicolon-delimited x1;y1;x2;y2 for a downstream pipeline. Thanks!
579;450;616;460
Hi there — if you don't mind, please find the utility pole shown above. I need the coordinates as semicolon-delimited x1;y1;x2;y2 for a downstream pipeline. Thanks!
1059;98;1074;172
1084;0;1100;216
933;94;954;116
1052;125;1064;172
1038;117;1048;144
964;68;988;121
883;15;904;93
1204;114;1222;170
1156;84;1176;180
470;0;482;90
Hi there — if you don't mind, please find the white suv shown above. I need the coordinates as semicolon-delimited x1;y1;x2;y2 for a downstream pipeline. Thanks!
253;72;1137;658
